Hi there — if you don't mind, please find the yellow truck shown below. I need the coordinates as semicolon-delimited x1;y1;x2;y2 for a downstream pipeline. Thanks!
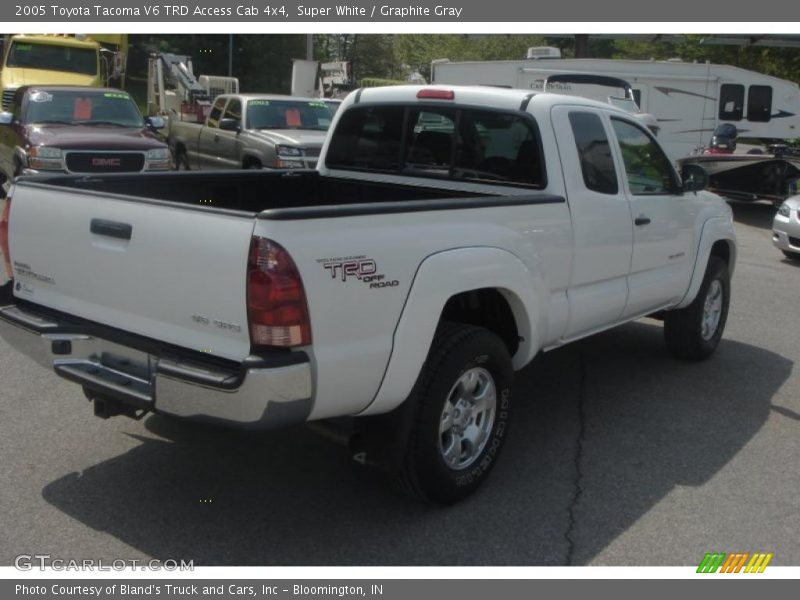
0;34;128;110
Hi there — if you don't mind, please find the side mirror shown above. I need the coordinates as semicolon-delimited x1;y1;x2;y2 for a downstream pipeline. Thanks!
0;112;13;126
681;163;709;193
146;116;165;130
219;118;241;132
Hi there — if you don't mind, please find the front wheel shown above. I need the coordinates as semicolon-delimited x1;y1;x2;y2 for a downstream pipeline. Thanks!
664;256;730;360
397;322;513;505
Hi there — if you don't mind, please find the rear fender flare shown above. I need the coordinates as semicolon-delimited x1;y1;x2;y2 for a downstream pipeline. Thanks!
358;247;545;416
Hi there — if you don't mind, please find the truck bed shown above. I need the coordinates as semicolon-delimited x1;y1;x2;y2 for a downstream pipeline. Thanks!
20;169;487;215
8;169;562;367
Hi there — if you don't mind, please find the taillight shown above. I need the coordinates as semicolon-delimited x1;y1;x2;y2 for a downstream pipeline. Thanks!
0;191;11;280
417;88;455;100
246;236;311;347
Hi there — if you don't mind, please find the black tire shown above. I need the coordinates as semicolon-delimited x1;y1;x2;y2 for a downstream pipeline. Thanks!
782;250;800;261
175;148;189;171
397;322;513;505
664;256;730;360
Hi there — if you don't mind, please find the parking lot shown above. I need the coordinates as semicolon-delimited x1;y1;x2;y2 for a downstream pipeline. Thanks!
0;199;797;567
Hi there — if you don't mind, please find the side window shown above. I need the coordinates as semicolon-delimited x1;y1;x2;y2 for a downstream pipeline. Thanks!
568;112;618;195
747;85;772;122
611;118;676;195
222;98;241;123
325;105;405;171
455;109;544;186
719;84;744;121
207;97;226;129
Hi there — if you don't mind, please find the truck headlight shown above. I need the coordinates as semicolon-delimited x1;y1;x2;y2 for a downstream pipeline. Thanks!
276;145;304;169
145;147;171;170
777;202;791;218
27;146;64;171
276;145;302;157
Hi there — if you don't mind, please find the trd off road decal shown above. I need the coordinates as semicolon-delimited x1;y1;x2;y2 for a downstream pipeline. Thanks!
317;255;399;289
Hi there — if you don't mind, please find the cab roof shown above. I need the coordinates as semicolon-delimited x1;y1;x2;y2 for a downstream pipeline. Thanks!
19;85;128;96
9;34;100;50
346;84;623;115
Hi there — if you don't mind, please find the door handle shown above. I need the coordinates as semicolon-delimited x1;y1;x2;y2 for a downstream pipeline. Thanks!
634;216;651;226
214;134;220;142
90;219;132;240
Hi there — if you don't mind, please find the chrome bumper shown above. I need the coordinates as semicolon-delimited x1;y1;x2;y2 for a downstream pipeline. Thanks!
0;302;313;430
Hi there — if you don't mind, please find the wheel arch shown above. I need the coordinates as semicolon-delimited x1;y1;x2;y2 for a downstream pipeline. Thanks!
358;246;545;416
242;154;262;169
675;216;737;310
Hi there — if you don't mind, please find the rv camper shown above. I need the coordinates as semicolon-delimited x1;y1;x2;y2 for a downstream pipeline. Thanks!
431;54;800;163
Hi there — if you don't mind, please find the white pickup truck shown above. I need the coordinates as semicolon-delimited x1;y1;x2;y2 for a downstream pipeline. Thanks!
0;86;736;504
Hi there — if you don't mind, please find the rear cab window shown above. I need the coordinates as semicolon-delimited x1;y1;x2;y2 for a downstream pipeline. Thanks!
325;103;546;188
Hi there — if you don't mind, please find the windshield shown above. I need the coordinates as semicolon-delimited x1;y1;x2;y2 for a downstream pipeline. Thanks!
246;99;332;131
324;100;342;115
25;90;144;128
6;41;97;76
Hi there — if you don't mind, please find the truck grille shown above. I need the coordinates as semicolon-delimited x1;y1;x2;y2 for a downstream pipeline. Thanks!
302;147;320;169
2;89;15;111
65;152;145;173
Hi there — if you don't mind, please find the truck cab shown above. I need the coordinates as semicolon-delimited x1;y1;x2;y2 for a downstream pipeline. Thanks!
1;34;128;111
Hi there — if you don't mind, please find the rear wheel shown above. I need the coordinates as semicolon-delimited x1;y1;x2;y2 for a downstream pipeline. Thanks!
664;256;730;360
397;322;513;505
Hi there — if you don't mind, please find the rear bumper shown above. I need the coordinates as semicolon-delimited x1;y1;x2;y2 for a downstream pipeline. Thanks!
0;301;313;431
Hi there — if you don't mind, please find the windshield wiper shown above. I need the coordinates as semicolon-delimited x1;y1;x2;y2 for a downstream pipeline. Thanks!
74;120;132;127
33;120;73;125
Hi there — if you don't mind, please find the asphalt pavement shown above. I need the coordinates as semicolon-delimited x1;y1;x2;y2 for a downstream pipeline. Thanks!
1;200;798;566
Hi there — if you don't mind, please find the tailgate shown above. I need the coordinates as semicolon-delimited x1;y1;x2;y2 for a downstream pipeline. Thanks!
8;182;255;362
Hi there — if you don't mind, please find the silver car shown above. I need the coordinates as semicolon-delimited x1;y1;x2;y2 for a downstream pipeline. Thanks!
773;195;800;260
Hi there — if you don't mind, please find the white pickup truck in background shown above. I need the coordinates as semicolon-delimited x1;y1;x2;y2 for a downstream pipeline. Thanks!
0;85;736;504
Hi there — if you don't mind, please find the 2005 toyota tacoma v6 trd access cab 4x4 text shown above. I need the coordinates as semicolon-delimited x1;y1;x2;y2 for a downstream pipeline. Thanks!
0;86;736;504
